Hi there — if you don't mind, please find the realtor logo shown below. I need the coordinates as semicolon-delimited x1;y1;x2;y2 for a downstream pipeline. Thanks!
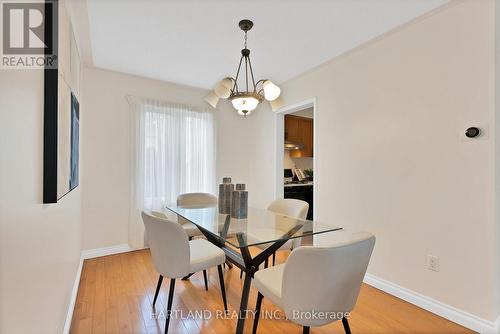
1;1;57;69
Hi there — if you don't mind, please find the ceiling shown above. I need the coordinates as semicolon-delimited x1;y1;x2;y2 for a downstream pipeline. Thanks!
86;0;448;90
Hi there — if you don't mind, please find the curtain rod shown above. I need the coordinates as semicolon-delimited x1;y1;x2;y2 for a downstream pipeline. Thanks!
125;94;212;114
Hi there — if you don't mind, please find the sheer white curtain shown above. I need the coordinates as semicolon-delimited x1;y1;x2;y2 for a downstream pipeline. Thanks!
129;97;215;248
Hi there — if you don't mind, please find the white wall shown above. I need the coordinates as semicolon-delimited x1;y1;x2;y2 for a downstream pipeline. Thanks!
495;0;500;320
0;71;82;334
81;68;258;250
253;0;499;323
0;1;83;333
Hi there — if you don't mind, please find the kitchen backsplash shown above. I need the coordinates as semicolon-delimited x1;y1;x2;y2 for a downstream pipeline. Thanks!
284;150;313;170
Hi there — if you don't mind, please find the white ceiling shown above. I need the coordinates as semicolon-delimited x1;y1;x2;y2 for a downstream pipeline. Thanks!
86;0;448;89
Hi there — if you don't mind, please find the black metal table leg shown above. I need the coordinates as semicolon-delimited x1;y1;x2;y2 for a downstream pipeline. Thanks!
181;272;194;280
173;211;303;334
236;271;252;334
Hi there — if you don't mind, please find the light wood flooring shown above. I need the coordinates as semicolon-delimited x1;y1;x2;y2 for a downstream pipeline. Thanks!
70;249;475;334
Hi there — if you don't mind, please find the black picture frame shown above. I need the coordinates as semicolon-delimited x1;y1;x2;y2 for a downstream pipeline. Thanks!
43;0;59;203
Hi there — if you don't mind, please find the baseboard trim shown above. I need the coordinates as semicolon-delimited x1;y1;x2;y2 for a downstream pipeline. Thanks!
62;255;84;334
63;244;134;334
364;273;500;334
81;244;134;259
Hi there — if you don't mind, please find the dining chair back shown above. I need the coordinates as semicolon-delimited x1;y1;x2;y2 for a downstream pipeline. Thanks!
268;198;309;220
142;211;190;279
177;193;217;239
240;198;310;280
265;198;309;266
177;192;217;207
282;231;375;327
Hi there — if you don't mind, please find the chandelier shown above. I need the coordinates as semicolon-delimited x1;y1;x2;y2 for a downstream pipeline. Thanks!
205;19;281;116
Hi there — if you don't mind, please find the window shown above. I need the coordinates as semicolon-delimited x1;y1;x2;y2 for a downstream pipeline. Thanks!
134;99;215;210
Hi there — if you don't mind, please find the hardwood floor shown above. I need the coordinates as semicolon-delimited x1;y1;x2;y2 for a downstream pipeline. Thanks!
70;249;474;334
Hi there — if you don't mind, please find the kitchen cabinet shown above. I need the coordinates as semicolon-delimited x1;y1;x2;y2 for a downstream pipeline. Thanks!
285;115;313;158
284;184;313;220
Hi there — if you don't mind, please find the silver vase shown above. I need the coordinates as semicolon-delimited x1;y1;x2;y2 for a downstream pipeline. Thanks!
218;177;234;214
231;184;248;219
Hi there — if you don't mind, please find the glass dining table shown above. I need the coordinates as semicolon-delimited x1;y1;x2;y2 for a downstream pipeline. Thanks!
166;204;342;334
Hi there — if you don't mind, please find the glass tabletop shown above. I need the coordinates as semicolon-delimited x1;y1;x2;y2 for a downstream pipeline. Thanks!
165;204;342;249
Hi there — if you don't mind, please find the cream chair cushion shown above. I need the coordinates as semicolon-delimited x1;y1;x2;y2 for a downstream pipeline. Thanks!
189;239;225;273
253;264;285;308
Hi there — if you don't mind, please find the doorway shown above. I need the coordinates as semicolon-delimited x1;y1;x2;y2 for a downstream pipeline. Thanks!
275;98;316;220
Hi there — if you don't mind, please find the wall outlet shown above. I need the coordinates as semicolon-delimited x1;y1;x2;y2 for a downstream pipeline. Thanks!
428;255;439;272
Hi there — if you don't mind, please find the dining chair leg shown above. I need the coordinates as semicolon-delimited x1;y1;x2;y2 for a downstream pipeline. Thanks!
240;269;243;279
264;258;269;268
252;292;263;334
217;265;228;311
225;260;233;269
272;252;276;266
203;270;208;291
152;275;163;307
302;326;310;334
342;317;351;334
165;278;176;334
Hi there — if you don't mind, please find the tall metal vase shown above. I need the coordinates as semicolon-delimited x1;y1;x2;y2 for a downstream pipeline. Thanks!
231;184;248;219
218;177;234;214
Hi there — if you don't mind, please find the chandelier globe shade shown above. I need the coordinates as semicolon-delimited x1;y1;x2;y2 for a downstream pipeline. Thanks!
263;80;281;101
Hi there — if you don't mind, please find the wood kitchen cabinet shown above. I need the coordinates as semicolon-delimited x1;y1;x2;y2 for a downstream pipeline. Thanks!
285;115;313;157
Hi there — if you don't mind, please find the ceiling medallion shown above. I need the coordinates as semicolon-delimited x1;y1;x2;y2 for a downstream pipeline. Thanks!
205;19;282;116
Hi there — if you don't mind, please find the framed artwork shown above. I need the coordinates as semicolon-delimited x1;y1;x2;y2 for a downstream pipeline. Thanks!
69;93;79;191
43;0;81;203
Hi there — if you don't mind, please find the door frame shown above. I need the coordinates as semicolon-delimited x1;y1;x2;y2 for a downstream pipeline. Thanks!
274;97;317;219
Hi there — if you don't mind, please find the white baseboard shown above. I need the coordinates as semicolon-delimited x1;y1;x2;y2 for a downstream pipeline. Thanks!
81;243;134;259
364;273;500;334
63;244;135;334
62;255;83;334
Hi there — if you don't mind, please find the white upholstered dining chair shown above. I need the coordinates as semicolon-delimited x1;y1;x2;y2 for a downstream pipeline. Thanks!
142;211;227;334
240;199;309;278
266;198;309;261
252;231;376;334
177;192;218;239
